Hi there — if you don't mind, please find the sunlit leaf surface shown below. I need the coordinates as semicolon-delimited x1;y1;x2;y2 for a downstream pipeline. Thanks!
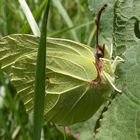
95;0;140;139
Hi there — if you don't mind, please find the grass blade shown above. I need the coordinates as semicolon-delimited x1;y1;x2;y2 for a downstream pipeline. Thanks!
18;0;40;36
33;1;49;140
19;0;48;34
52;0;79;41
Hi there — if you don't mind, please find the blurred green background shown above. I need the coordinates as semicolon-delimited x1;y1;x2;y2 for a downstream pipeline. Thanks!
0;0;95;44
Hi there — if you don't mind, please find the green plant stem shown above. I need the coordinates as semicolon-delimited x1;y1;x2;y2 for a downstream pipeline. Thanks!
52;0;79;41
87;22;96;46
19;0;48;34
18;0;40;36
33;1;49;140
63;127;67;140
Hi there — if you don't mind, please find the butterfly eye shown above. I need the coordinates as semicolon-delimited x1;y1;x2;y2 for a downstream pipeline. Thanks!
96;44;105;59
96;50;104;58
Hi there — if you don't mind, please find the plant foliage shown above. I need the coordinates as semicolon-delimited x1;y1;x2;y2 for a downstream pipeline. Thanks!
93;0;140;139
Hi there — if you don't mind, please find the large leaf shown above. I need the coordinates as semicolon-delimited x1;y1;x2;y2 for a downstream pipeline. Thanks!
95;0;140;139
0;34;113;125
70;105;106;140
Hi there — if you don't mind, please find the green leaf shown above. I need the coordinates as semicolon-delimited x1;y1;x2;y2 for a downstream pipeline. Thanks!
33;1;49;140
0;34;113;125
70;105;105;140
95;0;140;139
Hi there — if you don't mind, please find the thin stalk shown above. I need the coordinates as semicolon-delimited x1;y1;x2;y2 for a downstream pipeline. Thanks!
63;127;67;140
52;0;79;41
19;0;48;34
87;23;96;46
18;0;40;36
49;20;94;37
33;1;50;140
